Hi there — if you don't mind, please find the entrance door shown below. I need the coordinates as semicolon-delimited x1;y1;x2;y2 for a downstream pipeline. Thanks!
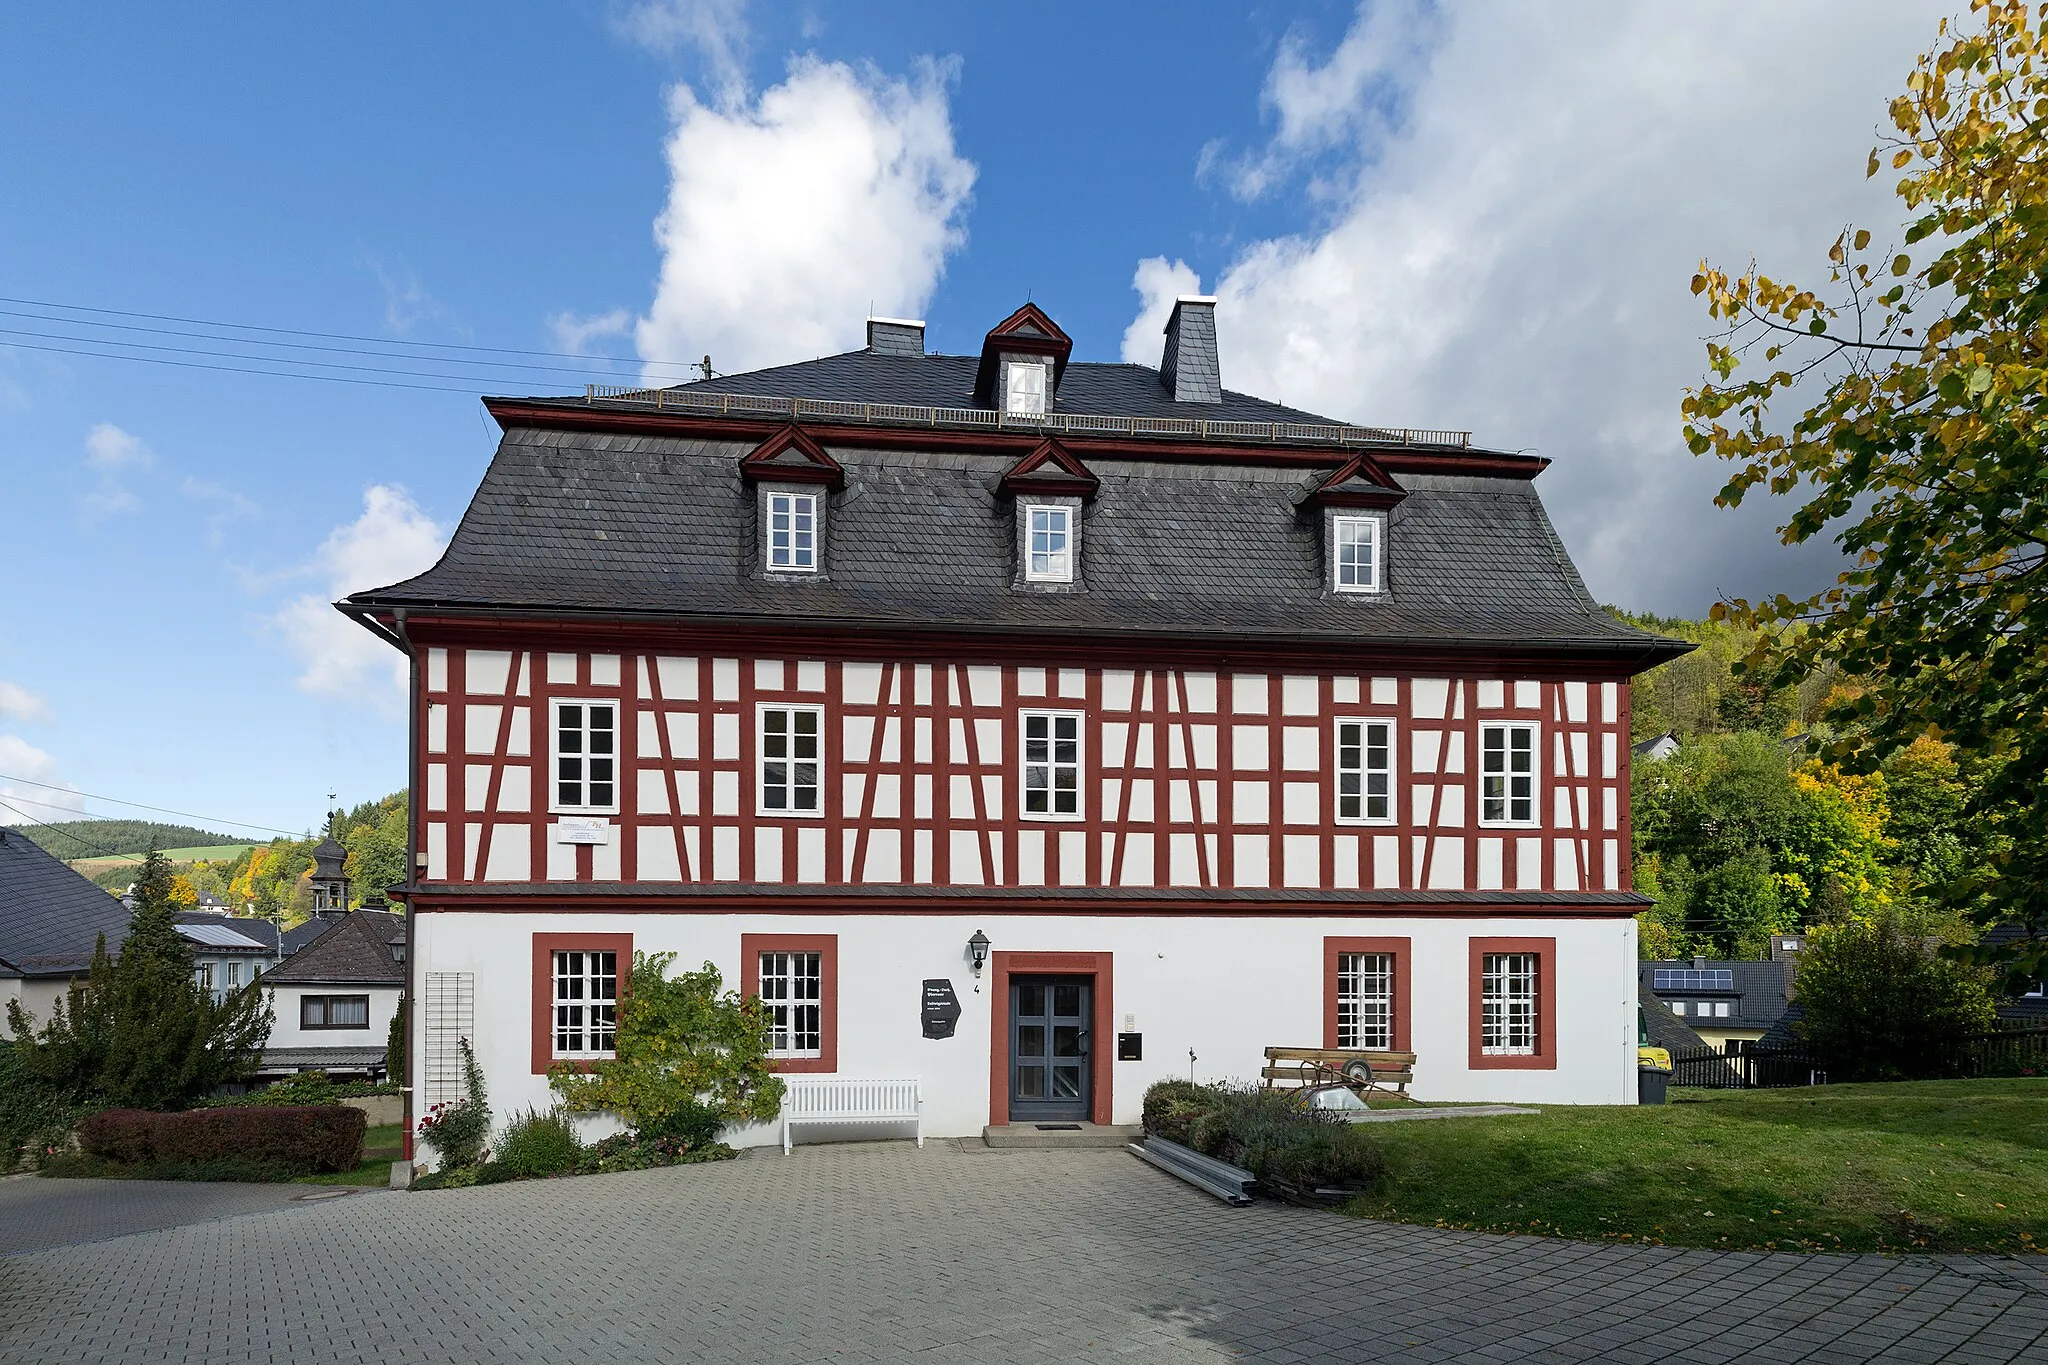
1010;974;1092;1121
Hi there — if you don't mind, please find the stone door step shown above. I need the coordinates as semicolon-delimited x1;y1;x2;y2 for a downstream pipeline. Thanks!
983;1123;1143;1149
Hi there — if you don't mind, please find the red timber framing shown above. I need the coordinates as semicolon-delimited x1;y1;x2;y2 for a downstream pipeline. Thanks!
987;950;1113;1127
530;931;633;1075
1467;936;1558;1071
739;932;839;1074
1322;936;1413;1052
409;638;1638;900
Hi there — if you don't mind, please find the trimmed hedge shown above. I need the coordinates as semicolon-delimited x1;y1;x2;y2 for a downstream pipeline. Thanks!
78;1105;366;1174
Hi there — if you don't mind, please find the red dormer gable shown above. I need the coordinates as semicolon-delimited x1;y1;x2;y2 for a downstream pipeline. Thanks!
738;424;845;488
1301;452;1407;510
973;303;1075;405
998;436;1098;499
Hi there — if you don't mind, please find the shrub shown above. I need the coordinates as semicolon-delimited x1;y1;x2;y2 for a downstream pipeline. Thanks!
1797;918;2000;1080
417;1039;490;1168
549;954;783;1139
1;1040;91;1172
79;1109;156;1163
495;1107;582;1178
1139;1080;1386;1198
76;1105;365;1174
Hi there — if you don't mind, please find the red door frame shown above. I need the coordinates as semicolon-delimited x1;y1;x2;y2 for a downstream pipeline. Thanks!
988;950;1114;1126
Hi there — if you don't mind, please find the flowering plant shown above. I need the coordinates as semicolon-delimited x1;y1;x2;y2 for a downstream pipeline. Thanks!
416;1039;490;1167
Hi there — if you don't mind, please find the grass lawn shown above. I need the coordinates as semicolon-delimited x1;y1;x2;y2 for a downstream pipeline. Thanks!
1344;1078;2048;1254
297;1124;404;1187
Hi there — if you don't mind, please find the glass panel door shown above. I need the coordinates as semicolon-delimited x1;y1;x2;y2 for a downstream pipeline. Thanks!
1009;974;1092;1121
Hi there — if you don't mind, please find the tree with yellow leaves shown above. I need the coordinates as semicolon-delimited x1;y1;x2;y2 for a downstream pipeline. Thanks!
1684;2;2047;983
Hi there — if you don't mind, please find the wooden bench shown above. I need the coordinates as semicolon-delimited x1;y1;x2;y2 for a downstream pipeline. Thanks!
1262;1047;1418;1104
781;1077;922;1153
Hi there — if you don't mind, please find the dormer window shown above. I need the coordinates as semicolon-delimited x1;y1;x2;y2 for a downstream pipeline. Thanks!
1026;505;1072;582
766;491;819;573
1333;515;1381;594
1005;359;1048;416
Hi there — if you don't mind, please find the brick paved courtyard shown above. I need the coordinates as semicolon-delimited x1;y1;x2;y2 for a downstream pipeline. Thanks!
2;1142;2045;1363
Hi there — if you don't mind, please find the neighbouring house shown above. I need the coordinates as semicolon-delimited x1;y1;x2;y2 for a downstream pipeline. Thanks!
1983;925;2048;1026
0;828;132;1037
174;919;273;1001
1630;732;1679;763
340;299;1690;1146
1639;957;1793;1053
256;908;405;1083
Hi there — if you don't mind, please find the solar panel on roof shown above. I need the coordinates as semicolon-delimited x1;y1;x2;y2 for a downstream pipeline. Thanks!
176;922;267;950
1653;968;1734;992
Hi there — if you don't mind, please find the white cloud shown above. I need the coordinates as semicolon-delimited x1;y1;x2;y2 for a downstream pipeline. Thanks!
550;308;634;355
634;54;976;380
0;735;84;826
80;422;152;515
616;0;751;105
0;681;49;724
1133;1;1938;616
272;486;449;714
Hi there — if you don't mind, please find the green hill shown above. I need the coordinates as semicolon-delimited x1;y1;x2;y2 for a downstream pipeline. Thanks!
1;819;242;861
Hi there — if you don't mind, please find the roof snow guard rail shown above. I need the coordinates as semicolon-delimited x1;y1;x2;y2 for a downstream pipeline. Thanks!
581;384;1471;449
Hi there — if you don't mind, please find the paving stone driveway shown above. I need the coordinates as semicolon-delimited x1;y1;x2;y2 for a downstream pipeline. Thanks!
2;1142;2044;1364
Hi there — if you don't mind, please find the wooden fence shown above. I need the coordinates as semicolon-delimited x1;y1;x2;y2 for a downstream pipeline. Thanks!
1669;1026;2048;1090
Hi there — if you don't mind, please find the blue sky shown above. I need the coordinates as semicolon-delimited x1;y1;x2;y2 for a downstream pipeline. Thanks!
0;2;1941;839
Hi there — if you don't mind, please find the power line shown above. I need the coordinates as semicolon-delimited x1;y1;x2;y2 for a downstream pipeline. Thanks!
0;309;697;383
0;293;695;373
0;324;610;387
0;337;505;394
0;772;306;837
0;797;132;860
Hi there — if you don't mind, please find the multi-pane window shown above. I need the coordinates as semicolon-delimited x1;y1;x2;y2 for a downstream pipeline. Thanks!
1026;505;1072;582
555;701;617;810
301;995;371;1029
1021;711;1082;818
766;491;818;572
194;963;213;992
552;950;618;1058
759;705;823;814
1005;360;1047;416
758;951;823;1056
1481;952;1539;1056
225;961;243;989
1479;722;1537;825
1334;516;1380;594
1336;952;1394;1049
1336;719;1393;822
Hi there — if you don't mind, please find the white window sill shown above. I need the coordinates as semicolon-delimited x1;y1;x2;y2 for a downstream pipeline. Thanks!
1476;820;1540;830
763;566;821;576
1333;585;1382;596
1479;1047;1537;1057
1019;811;1085;823
1334;816;1398;828
755;807;826;820
549;808;622;819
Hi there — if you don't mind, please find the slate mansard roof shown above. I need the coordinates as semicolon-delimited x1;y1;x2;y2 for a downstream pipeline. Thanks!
348;323;1683;663
0;830;132;978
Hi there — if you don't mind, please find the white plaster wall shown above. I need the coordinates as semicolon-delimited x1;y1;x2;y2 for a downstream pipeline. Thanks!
264;985;403;1050
415;911;1639;1147
1;979;71;1039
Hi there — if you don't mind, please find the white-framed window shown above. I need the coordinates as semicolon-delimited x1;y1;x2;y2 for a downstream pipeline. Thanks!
1336;952;1394;1050
302;994;371;1030
1335;718;1394;823
1479;722;1538;826
765;491;819;573
552;949;618;1059
1333;515;1381;594
194;962;213;992
1670;1000;1687;1016
758;950;822;1057
758;704;824;816
1713;1001;1731;1019
1005;359;1047;416
225;961;243;989
1481;952;1538;1056
1021;710;1083;819
1025;505;1072;582
553;700;618;812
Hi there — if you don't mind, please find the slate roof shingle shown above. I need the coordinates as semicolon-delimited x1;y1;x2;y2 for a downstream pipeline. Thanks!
263;909;405;987
353;424;1681;658
1640;960;1793;1033
0;830;131;978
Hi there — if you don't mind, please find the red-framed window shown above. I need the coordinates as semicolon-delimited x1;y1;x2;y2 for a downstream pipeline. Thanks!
741;933;838;1074
531;932;633;1075
1323;937;1411;1052
1468;936;1557;1070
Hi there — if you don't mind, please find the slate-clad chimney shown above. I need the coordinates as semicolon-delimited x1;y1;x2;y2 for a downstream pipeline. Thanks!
867;317;926;357
1159;295;1221;403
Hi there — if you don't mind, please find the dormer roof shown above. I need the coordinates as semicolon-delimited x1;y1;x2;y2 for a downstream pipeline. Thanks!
738;424;846;489
998;437;1098;500
1301;453;1407;511
973;303;1074;405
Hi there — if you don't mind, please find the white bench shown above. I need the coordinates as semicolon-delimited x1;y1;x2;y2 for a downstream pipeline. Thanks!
781;1077;922;1153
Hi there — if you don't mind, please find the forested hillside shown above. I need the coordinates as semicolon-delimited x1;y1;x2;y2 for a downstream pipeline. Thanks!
2;820;238;860
1619;611;1979;961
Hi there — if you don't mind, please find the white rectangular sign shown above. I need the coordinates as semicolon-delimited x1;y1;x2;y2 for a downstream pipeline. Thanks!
554;817;610;845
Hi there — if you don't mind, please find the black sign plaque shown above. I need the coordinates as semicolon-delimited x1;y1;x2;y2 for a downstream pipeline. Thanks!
921;978;962;1039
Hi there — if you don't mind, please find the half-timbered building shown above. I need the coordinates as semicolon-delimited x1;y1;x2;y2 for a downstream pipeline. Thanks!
346;299;1685;1146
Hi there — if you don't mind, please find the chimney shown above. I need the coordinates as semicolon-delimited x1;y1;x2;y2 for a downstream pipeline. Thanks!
1691;955;1708;971
1160;296;1221;403
867;317;926;357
